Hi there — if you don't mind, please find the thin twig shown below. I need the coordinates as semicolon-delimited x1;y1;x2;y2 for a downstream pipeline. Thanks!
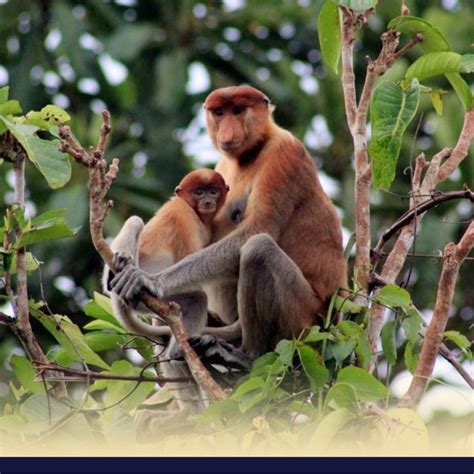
35;363;190;384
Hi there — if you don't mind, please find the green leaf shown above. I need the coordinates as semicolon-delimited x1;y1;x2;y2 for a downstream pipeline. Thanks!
26;105;71;125
443;331;472;359
304;326;334;343
1;252;40;276
14;216;76;248
100;360;155;412
83;319;127;334
83;292;119;325
327;339;356;364
461;54;474;73
0;86;9;103
332;0;378;11
21;394;72;427
31;208;68;226
30;305;110;370
324;382;359;412
296;344;329;390
406;52;464;82
275;339;295;366
430;92;443;116
338;320;363;338
376;284;412;308
24;136;71;189
11;355;46;395
401;309;423;344
318;1;341;74
232;377;265;400
445;73;473;111
381;321;397;365
355;333;372;370
310;408;353;449
83;333;127;353
404;340;421;373
369;80;420;190
388;16;450;52
0;100;22;116
250;352;279;377
334;295;366;313
388;16;472;111
336;366;389;401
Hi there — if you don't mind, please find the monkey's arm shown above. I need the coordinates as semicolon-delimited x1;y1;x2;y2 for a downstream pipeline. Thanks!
110;153;304;304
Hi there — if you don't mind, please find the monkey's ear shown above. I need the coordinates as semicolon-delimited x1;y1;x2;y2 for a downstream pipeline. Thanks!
225;185;230;191
175;186;181;195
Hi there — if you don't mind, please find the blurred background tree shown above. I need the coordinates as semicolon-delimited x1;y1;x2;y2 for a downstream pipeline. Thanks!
0;0;472;419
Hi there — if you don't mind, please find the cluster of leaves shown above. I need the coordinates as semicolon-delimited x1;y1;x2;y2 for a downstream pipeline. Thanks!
319;0;473;189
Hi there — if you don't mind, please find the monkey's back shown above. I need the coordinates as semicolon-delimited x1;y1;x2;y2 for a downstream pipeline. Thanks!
138;197;211;272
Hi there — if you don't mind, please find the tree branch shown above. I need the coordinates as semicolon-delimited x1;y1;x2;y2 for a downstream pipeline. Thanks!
8;154;67;397
35;363;191;384
368;106;474;365
58;112;227;402
399;220;474;408
372;188;474;263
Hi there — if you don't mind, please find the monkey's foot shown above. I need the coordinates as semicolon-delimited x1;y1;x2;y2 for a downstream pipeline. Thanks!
187;335;252;370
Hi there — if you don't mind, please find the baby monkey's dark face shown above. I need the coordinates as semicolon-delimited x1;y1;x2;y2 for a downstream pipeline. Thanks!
192;186;223;215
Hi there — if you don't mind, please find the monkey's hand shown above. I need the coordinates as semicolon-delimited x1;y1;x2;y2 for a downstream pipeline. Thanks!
112;251;134;272
109;257;162;305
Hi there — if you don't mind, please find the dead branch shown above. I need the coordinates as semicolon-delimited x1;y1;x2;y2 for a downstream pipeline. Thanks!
399;220;474;408
58;112;226;402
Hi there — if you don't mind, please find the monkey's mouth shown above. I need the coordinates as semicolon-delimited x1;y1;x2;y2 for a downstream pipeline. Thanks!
219;141;243;152
199;206;217;215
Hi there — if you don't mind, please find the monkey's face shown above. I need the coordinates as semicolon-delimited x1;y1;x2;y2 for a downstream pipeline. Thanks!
192;186;223;215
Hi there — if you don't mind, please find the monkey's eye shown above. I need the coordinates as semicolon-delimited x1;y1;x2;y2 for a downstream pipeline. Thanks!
209;188;220;196
233;106;243;115
194;188;205;197
213;108;224;117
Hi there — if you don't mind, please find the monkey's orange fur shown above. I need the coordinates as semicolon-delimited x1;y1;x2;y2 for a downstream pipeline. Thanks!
205;86;346;322
138;169;228;270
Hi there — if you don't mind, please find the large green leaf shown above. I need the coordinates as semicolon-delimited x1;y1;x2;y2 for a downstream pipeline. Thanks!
376;284;412;308
0;118;71;188
401;308;423;344
30;305;110;370
296;344;329;390
25;136;71;189
332;0;378;11
406;52;465;82
83;292;120;326
389;16;472;111
324;382;359;412
318;1;341;74
14;216;77;248
381;321;397;365
275;339;295;366
388;16;450;52
0;100;22;116
336;366;389;401
98;360;155;412
11;355;46;395
404;340;421;373
369;80;420;190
